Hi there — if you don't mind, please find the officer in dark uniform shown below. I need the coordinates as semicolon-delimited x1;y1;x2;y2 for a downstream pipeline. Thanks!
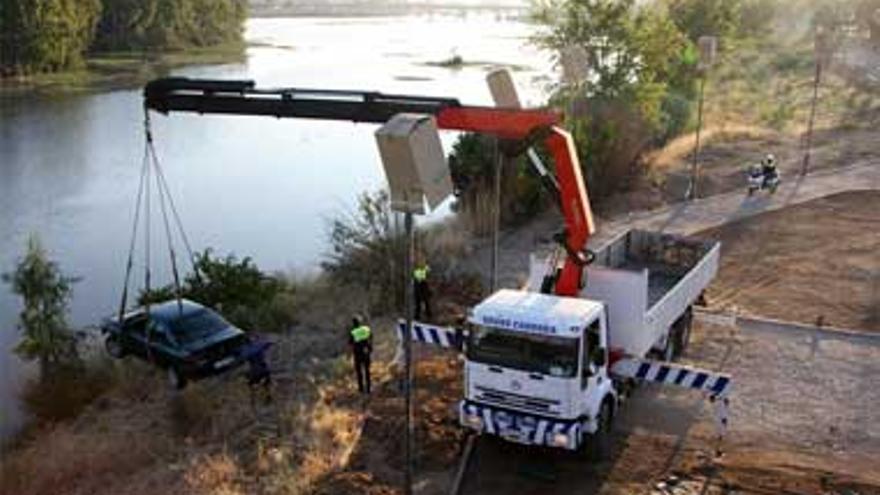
413;261;432;320
349;315;372;394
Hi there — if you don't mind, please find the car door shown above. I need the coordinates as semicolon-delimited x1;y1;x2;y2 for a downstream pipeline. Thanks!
147;321;182;367
123;316;150;359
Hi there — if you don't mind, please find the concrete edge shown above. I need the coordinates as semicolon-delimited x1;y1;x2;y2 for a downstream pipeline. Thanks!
694;309;880;345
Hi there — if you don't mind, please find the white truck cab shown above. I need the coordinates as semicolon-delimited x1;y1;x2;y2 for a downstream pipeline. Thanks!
460;289;616;450
453;231;727;451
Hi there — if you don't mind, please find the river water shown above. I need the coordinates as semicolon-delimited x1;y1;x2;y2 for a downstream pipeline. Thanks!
0;13;550;441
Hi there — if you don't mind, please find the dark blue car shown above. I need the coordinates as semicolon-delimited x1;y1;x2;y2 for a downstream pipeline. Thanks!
102;299;248;389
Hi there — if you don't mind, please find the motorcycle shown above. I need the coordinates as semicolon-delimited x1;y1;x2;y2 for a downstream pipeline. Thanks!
748;168;764;196
746;166;780;196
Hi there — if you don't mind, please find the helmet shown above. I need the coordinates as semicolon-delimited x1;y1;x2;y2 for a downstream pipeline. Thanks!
763;154;776;166
352;315;362;327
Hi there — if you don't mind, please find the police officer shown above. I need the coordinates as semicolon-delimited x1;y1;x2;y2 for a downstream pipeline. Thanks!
413;260;432;320
349;315;372;394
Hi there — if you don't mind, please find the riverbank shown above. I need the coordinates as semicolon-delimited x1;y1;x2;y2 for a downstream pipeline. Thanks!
249;1;526;18
0;42;246;98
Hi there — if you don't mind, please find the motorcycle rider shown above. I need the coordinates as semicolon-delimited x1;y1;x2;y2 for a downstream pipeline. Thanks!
761;154;779;187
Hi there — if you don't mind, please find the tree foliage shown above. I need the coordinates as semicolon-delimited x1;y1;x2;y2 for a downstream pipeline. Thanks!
667;0;743;43
139;249;296;332
94;0;247;51
321;190;406;313
0;0;102;75
447;133;545;234
532;0;695;201
0;0;247;75
2;236;79;380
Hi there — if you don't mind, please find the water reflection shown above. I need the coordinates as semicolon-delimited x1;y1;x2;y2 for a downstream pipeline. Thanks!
0;12;550;441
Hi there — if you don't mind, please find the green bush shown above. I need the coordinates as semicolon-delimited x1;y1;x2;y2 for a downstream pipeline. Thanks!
447;133;545;233
139;249;297;333
660;91;694;142
3;236;80;380
321;190;406;314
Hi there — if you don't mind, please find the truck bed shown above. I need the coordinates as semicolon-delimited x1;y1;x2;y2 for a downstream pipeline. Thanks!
583;230;720;357
619;261;682;308
593;230;715;312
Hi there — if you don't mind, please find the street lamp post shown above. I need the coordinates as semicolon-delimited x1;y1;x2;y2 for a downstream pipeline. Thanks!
375;115;453;495
689;36;717;201
803;27;830;176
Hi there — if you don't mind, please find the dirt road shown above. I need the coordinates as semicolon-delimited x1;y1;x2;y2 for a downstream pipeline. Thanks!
438;164;880;494
459;319;880;495
697;190;880;330
472;160;880;292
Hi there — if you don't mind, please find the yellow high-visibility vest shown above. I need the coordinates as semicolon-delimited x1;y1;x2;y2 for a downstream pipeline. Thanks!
351;325;371;343
413;265;429;282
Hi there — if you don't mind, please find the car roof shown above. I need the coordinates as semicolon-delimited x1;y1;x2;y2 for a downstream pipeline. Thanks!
147;299;209;322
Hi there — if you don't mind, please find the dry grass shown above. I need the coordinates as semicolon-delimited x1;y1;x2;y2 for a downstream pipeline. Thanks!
645;124;782;172
0;323;381;495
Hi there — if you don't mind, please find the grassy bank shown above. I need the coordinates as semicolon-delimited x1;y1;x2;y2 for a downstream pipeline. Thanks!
0;42;246;97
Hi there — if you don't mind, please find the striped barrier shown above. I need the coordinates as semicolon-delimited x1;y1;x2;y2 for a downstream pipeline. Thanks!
611;357;732;398
459;400;581;450
396;320;465;350
612;357;731;442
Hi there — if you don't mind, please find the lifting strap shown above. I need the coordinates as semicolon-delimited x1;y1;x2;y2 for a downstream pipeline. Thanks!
117;109;200;323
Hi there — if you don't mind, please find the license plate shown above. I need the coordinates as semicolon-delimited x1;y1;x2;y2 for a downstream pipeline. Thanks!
214;357;235;369
501;429;527;444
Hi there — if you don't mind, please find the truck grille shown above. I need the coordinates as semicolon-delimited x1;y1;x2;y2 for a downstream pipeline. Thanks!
474;385;561;416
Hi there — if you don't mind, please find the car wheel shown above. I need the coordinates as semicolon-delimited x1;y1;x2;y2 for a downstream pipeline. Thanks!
105;335;125;359
168;367;187;390
589;400;614;461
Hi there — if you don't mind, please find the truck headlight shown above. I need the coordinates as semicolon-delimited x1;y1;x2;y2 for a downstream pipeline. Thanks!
463;414;484;430
549;432;569;448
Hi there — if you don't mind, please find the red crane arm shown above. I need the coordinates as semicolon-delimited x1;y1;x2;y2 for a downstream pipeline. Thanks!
437;107;596;296
144;78;596;294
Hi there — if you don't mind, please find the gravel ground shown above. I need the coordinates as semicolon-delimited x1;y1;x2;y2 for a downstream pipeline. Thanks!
459;320;880;495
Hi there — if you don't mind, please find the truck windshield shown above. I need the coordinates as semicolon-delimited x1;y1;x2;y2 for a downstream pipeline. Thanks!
466;326;579;378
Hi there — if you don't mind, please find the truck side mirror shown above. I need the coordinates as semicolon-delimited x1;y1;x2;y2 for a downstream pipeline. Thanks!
592;347;607;367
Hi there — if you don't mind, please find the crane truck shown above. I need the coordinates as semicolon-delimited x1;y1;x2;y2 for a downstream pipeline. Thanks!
141;72;730;455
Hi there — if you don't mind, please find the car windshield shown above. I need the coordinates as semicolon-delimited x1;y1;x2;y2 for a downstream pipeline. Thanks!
466;326;579;378
167;309;230;345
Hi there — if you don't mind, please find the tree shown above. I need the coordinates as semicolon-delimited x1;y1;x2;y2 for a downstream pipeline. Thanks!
93;0;247;51
322;190;406;313
533;0;694;201
447;133;545;234
3;237;78;380
0;0;102;74
667;0;743;43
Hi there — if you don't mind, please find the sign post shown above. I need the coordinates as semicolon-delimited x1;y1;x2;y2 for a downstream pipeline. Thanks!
690;36;717;200
803;27;830;176
375;114;452;495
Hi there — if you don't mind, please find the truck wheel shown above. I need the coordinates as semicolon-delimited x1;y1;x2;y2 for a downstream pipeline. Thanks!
168;367;188;390
675;309;693;359
662;334;676;362
589;400;614;461
105;335;125;359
